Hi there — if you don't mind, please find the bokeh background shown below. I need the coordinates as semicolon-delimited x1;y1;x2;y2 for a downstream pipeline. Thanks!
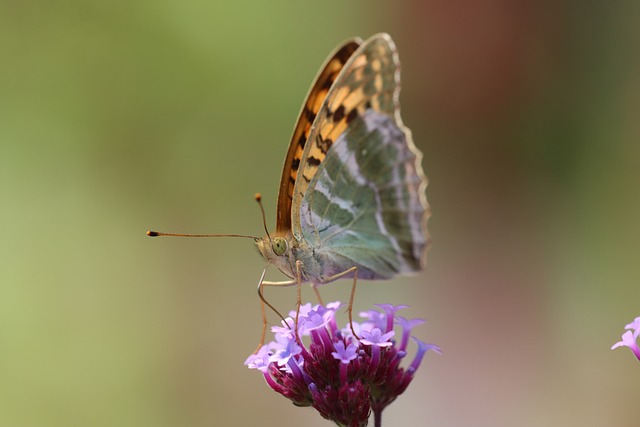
1;1;639;426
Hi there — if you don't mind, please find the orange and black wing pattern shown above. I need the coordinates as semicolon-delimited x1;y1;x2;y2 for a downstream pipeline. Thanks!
275;39;361;233
290;34;407;237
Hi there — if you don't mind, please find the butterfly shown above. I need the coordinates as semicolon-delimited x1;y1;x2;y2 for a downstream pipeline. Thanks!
254;33;430;290
149;33;430;333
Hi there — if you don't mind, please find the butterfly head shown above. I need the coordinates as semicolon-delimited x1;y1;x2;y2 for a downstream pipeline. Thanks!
255;233;297;278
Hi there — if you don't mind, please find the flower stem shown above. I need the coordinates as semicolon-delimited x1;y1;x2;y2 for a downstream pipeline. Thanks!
374;408;382;427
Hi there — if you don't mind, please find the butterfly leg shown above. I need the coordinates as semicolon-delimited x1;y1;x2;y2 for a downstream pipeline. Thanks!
293;260;304;345
254;268;296;353
310;284;325;307
320;266;360;339
257;261;305;346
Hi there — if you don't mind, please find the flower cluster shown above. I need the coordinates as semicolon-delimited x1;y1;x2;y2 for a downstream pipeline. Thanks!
245;302;440;426
612;316;640;362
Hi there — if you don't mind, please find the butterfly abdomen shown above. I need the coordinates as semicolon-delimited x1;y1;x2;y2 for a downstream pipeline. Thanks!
293;244;394;285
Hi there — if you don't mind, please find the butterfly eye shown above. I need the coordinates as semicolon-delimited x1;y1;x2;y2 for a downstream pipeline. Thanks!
272;237;288;256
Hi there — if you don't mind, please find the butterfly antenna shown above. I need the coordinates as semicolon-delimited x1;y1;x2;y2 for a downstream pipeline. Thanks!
146;230;258;239
254;193;272;241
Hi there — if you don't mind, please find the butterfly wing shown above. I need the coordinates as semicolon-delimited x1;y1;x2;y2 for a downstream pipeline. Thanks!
275;39;362;233
295;33;430;280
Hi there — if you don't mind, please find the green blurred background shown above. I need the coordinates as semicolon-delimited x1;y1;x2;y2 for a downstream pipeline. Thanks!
1;1;639;426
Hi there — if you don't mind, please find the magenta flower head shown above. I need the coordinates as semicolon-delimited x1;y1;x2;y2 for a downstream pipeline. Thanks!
612;316;640;362
245;302;440;427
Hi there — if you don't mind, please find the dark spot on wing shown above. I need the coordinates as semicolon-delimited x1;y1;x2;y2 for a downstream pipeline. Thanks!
305;108;316;122
315;136;333;155
333;105;345;122
307;156;321;166
346;109;358;123
322;74;336;89
321;138;333;154
338;46;356;64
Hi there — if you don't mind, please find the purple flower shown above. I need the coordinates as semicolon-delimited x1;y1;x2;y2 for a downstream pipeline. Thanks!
359;309;387;331
302;308;332;331
332;341;359;364
332;341;359;384
612;316;640;362
245;301;440;426
271;318;296;340
625;316;640;339
375;304;409;332
396;316;426;352
244;345;271;373
269;339;302;367
409;337;442;374
360;328;395;347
